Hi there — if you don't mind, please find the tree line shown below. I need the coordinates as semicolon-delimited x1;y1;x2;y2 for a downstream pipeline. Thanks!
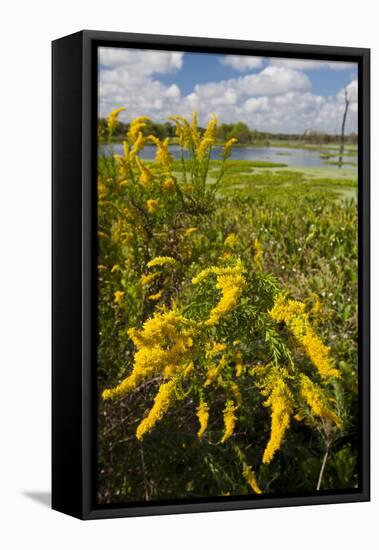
98;118;357;145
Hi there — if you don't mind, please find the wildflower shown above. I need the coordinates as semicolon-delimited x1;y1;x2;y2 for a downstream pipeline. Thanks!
111;264;120;273
192;260;246;326
222;137;238;159
220;400;237;443
224;233;237;248
203;114;217;143
191;112;201;147
204;355;227;387
114;290;124;305
206;342;226;358
206;271;246;326
196;401;209;438
102;309;193;403
127;116;150;143
130;132;145;158
146;199;159;214
252;238;263;270
196;137;213;161
136;379;177;440
107;107;126;133
230;382;242;406
242;464;262;494
183;361;194;378
148;291;162;301
269;294;339;379
262;375;293;464
163;177;175;192
300;374;341;425
147;256;178;268
184;227;198;237
140;272;159;287
148;135;173;173
234;351;244;377
135;156;154;187
168;116;192;148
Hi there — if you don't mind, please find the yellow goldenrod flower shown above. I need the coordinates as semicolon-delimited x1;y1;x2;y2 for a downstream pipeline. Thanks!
230;382;242;406
252;238;263;270
147;256;178;268
203;114;217;143
184;227;198;237
262;375;293;464
130;132;145;158
222;137;238;159
242;464;262;494
140;272;159;287
135;156;154;187
168;116;192;148
192;260;246;326
127;116;150;143
234;351;244;377
206;272;246;326
148;135;173;173
146;199;159;214
114;290;125;305
204;355;227;387
107;107;126;133
220;399;237;443
196;137;213;161
136;379;177;440
191;112;201;147
206;342;226;358
111;264;120;273
183;361;194;377
196;401;209;438
163;177;175;192
300;374;341;425
269;294;339;379
224;233;237;248
103;309;193;403
148;291;162;301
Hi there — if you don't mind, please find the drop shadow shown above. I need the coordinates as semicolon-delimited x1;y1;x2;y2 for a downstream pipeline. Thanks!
22;491;51;508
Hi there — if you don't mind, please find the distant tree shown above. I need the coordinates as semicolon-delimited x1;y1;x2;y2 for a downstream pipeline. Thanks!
338;89;350;167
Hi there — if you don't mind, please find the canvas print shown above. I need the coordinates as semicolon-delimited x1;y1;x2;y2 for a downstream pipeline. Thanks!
96;46;359;505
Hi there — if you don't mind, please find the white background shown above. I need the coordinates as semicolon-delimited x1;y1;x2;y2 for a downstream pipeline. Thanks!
0;0;376;548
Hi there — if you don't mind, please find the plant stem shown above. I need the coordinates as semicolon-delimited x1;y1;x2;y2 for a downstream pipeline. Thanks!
316;440;331;491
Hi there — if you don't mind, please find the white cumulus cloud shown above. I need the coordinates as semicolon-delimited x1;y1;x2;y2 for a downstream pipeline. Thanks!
221;55;263;71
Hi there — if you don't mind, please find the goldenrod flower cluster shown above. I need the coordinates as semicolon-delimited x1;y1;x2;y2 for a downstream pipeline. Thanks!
196;401;210;438
136;379;177;440
220;400;238;443
107;107;126;133
222;137;238;159
242;464;262;494
224;233;237;248
147;256;178;268
192;260;246;326
135;157;154;187
269;294;339;379
261;371;293;464
102;309;193;402
300;374;341;425
148;135;173;173
127;116;150;143
146;199;159;214
113;290;124;305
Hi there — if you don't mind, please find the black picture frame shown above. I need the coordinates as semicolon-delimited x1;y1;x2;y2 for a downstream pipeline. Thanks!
52;30;370;520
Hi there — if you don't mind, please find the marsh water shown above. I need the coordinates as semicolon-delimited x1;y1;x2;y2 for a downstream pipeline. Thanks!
100;143;357;169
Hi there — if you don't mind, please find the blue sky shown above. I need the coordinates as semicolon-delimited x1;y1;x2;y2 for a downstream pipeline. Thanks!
158;53;356;97
98;48;358;134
